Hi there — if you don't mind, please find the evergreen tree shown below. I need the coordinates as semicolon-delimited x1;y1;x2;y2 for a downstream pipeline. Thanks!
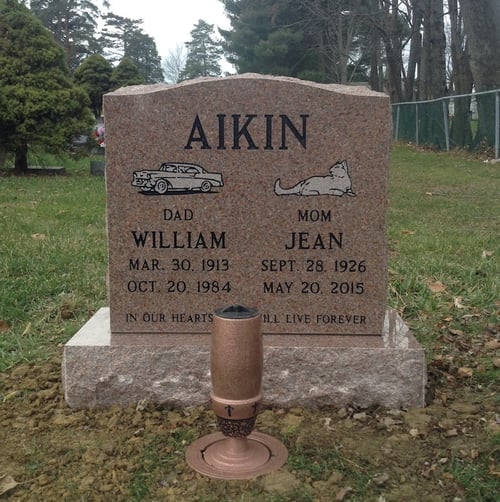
179;19;223;81
29;0;103;71
100;12;142;63
220;0;326;81
124;30;164;83
100;12;163;83
74;54;113;117
110;57;144;89
0;0;93;171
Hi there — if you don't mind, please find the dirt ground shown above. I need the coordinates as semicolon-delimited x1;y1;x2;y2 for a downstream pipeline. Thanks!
1;324;499;501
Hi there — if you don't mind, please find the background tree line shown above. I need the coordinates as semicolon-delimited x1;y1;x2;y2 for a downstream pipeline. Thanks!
215;0;499;149
218;0;499;100
27;0;163;84
164;0;499;148
0;0;164;171
1;0;499;172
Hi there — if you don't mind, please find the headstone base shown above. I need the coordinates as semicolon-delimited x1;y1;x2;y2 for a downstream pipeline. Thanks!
62;308;426;409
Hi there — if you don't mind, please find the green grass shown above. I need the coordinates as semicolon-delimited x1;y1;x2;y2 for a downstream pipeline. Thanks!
450;449;500;502
387;145;499;347
0;152;107;370
0;144;498;368
129;429;196;501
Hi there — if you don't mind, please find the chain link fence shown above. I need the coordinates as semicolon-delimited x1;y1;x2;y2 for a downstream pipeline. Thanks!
392;89;500;159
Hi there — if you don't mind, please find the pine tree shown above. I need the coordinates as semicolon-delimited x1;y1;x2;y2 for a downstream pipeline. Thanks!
220;0;327;81
179;20;223;81
110;57;144;89
29;0;102;71
74;54;113;117
100;12;143;63
100;12;163;83
0;0;93;171
124;30;164;83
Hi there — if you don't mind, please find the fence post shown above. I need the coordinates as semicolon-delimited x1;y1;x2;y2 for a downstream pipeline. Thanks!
495;91;499;159
415;103;419;146
442;99;450;152
395;105;400;141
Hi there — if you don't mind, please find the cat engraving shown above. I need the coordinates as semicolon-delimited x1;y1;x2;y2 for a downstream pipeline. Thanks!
274;160;356;197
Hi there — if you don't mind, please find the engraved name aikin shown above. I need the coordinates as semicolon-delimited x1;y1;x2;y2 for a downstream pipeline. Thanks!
130;114;356;199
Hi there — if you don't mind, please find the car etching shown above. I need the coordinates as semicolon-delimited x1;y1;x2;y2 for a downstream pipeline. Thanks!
131;162;224;195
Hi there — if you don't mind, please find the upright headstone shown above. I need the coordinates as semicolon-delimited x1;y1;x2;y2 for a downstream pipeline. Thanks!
63;75;426;408
106;75;388;338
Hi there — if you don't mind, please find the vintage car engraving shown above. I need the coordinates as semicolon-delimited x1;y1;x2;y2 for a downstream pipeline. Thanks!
132;162;224;195
274;160;356;197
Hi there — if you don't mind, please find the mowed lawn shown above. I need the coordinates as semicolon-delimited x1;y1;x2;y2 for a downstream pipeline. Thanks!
0;145;498;368
387;146;498;347
0;156;108;370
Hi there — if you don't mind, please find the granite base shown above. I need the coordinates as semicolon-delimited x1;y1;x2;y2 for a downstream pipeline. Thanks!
62;308;426;409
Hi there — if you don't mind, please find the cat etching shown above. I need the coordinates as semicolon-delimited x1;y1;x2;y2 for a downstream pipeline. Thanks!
274;160;356;197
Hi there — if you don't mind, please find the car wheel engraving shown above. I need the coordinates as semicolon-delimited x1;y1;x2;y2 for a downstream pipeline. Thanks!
155;180;169;194
200;181;212;192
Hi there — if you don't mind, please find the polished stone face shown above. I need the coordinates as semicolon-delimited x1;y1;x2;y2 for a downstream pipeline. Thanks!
104;74;391;336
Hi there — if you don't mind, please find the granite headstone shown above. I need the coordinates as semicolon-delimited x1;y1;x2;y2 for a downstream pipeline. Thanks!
62;75;426;409
105;75;389;338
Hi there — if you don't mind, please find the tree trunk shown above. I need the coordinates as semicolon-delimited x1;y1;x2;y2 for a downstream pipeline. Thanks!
419;0;446;100
405;0;423;101
368;26;381;92
460;0;500;147
378;1;405;103
449;0;473;95
448;0;473;148
0;146;7;170
383;41;404;102
459;0;500;92
337;13;348;84
415;0;446;147
14;142;29;173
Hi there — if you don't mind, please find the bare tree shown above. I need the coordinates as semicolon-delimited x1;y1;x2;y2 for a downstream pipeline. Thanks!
300;0;360;84
378;0;407;102
459;0;500;91
448;0;473;146
418;0;446;100
163;44;187;83
460;0;500;146
404;0;423;100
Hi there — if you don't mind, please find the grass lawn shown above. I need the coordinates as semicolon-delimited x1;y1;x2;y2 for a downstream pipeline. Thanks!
0;154;108;370
1;145;497;368
0;145;498;501
387;146;498;347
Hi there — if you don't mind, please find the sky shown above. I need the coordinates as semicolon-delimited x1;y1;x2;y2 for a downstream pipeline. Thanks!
105;0;231;67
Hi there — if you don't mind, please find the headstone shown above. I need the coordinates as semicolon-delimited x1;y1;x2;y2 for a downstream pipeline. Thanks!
106;75;388;338
25;166;66;175
90;160;105;176
62;75;426;408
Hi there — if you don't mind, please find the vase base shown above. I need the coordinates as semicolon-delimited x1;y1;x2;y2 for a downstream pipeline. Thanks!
186;431;287;480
